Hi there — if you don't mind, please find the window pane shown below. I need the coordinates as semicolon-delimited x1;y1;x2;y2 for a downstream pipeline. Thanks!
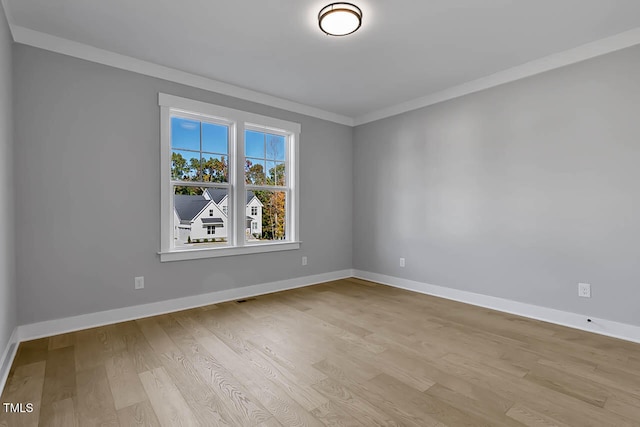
266;134;285;161
172;149;200;181
275;162;285;186
266;161;277;184
202;122;228;154
245;158;266;185
173;186;229;249
246;190;286;243
245;130;265;158
245;130;287;186
201;154;228;183
171;117;200;151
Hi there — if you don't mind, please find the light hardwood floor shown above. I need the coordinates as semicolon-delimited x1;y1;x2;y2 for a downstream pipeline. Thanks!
2;278;640;426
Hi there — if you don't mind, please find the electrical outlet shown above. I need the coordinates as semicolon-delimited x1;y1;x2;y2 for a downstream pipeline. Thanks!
399;258;405;268
578;282;591;298
135;276;144;290
302;256;308;266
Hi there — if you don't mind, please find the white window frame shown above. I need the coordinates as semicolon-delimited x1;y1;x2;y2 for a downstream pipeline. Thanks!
159;93;300;262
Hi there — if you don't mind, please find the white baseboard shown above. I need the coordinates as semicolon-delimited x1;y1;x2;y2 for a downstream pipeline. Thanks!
0;327;20;394
17;269;353;342
353;270;640;344
9;267;637;391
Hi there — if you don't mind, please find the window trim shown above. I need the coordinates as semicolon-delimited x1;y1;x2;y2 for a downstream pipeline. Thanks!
159;93;300;262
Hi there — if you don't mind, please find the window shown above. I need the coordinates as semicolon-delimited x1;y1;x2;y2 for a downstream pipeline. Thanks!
159;93;300;261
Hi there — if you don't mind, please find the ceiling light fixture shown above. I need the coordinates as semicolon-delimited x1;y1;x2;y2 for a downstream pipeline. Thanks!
318;3;362;36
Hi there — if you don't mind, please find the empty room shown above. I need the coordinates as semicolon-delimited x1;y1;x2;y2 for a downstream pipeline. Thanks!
1;1;640;426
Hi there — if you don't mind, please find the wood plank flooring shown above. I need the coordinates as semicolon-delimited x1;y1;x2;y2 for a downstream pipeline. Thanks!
2;278;640;426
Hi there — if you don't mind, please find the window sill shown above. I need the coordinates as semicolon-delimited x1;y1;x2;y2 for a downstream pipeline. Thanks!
158;241;301;262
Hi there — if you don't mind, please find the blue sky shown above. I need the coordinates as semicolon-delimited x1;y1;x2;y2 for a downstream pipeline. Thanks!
171;117;228;154
172;117;286;179
172;117;285;160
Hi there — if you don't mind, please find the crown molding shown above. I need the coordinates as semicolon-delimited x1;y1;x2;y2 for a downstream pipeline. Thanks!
354;27;640;126
6;16;640;128
10;25;355;127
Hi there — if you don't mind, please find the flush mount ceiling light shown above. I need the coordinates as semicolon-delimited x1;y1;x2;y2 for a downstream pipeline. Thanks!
318;3;362;36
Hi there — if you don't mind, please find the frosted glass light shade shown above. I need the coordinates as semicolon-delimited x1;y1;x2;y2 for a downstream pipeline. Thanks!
318;3;362;36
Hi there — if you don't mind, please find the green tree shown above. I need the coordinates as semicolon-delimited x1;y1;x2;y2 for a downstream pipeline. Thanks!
243;160;286;240
202;156;228;183
256;190;286;240
253;162;285;240
172;153;200;195
171;152;190;180
245;160;266;185
268;163;286;186
189;157;202;181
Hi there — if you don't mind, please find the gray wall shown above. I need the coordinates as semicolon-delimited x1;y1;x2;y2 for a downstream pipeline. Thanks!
10;38;640;329
0;4;16;357
354;45;640;326
13;45;353;325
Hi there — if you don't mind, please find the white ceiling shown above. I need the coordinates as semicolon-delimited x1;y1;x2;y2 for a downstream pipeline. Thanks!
5;0;640;124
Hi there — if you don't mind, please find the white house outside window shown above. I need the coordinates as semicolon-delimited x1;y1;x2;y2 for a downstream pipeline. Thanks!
159;93;300;262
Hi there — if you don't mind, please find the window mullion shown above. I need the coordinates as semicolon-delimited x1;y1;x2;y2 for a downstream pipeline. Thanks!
171;180;230;188
235;122;246;247
245;185;288;192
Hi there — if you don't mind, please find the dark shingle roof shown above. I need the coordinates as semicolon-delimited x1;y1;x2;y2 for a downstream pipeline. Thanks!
174;195;209;222
246;191;257;204
205;188;259;205
205;188;227;204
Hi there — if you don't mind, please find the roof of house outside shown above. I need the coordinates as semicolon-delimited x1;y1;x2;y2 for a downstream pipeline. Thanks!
204;188;227;204
175;190;263;223
205;188;260;205
174;195;209;222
